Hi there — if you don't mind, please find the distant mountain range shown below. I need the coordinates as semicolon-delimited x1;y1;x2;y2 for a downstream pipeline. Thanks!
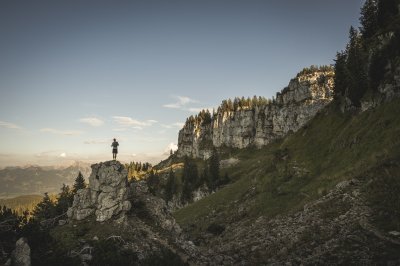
0;161;92;198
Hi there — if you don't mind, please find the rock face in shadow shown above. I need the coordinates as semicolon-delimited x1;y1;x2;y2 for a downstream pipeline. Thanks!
67;161;131;223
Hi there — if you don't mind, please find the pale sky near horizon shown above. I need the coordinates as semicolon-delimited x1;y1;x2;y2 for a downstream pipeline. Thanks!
0;0;363;167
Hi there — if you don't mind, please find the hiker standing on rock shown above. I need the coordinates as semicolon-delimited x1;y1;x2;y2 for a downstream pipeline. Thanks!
111;138;119;160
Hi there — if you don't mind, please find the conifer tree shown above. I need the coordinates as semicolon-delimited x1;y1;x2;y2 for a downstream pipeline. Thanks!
333;50;348;99
201;161;210;187
165;168;177;203
72;171;86;193
181;157;199;203
346;26;368;106
32;193;56;221
360;0;378;39
147;170;160;195
55;184;73;215
233;97;239;110
377;0;398;28
208;148;220;191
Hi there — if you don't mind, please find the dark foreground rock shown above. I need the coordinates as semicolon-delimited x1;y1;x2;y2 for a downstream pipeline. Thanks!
5;237;31;266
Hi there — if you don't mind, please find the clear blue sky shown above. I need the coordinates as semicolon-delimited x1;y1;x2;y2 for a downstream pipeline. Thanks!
0;0;363;167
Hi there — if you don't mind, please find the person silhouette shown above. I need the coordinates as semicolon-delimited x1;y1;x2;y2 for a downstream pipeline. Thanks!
111;138;119;160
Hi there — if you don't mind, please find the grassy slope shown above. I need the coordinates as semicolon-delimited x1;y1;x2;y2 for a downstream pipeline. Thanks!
174;98;400;231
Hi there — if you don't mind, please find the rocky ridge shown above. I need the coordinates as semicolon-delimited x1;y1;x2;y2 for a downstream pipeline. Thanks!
177;67;334;159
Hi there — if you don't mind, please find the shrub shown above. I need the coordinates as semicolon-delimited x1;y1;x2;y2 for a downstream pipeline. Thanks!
207;223;225;236
91;238;138;266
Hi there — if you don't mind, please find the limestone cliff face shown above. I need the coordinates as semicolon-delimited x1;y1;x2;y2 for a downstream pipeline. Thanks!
67;161;131;223
177;68;334;159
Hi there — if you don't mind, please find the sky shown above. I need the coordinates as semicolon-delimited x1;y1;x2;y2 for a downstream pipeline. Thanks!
0;0;363;167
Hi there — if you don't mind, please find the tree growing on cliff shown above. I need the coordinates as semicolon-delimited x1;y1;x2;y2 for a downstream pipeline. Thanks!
72;171;86;193
333;0;400;104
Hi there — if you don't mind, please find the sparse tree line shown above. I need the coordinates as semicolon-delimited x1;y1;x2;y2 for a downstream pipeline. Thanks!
295;65;333;78
146;148;230;205
125;161;153;180
184;97;274;129
333;0;400;107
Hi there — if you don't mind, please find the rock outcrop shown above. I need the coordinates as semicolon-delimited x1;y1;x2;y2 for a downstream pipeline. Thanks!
7;238;31;266
67;161;131;223
177;67;334;159
61;180;212;265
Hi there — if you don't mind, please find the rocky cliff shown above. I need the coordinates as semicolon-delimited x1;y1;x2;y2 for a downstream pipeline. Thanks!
67;160;131;223
177;66;334;159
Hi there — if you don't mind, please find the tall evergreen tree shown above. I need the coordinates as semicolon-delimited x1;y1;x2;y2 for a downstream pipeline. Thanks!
377;0;399;28
333;50;348;99
360;0;378;39
201;161;210;187
73;171;86;193
346;26;368;106
165;168;177;203
55;184;73;215
181;157;199;203
208;148;220;191
32;193;56;221
147;170;160;195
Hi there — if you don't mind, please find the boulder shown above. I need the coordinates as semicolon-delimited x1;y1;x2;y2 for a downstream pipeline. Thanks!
11;238;31;266
67;160;131;223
